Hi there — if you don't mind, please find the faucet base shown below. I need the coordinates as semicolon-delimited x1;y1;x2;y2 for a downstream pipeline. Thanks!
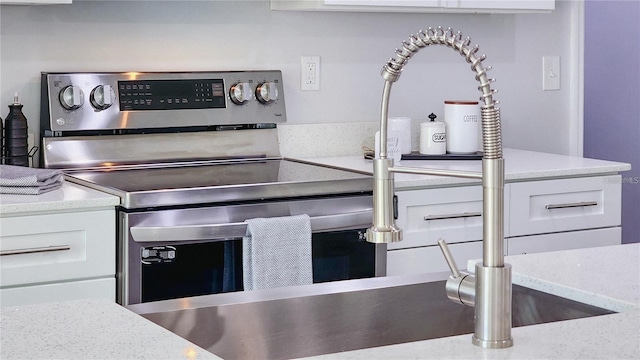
472;336;514;349
473;263;513;348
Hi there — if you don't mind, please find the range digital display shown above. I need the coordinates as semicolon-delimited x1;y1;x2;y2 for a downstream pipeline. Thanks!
118;79;226;111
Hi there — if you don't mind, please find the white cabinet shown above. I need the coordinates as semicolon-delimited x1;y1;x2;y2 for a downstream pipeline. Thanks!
390;185;488;249
0;209;115;306
506;175;622;255
450;0;554;11
388;175;622;277
387;185;507;276
507;227;621;256
0;0;71;4
271;0;554;13
508;176;621;237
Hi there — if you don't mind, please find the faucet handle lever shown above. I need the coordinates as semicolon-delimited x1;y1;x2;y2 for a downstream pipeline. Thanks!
438;238;462;278
438;238;476;307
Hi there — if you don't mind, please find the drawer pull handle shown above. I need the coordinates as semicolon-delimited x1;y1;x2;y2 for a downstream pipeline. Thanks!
424;212;482;221
545;201;598;210
0;245;71;257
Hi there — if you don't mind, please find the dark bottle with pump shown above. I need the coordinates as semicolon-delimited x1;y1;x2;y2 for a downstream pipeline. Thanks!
4;93;30;167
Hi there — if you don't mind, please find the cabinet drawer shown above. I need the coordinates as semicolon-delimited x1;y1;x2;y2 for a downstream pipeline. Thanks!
387;241;489;276
509;176;622;237
0;210;115;287
391;186;509;249
507;227;621;256
0;278;115;307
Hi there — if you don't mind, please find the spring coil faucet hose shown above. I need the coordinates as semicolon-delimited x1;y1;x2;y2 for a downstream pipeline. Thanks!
381;26;502;160
370;26;512;349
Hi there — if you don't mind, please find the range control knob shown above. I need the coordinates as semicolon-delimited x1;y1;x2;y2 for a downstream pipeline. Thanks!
229;82;252;105
255;82;278;104
90;85;116;110
58;85;85;111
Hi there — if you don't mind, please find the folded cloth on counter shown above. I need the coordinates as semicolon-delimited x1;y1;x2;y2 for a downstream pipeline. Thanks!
0;165;64;195
243;214;313;291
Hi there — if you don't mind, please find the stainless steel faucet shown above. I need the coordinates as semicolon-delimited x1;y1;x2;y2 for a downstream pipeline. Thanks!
366;27;513;349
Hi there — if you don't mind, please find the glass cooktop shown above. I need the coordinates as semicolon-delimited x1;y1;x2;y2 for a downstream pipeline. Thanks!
65;159;372;209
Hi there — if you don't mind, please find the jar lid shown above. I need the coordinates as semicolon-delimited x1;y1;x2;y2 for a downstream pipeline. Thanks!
444;100;479;105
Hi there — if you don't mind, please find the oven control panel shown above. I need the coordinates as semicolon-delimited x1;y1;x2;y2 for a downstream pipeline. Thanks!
41;70;286;132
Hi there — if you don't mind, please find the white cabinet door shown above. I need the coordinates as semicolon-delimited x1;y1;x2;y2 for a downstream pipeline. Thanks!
326;0;440;6
391;185;509;250
509;175;622;237
448;0;554;11
0;278;115;307
387;241;489;276
0;0;71;4
1;210;115;287
507;227;621;256
271;0;552;12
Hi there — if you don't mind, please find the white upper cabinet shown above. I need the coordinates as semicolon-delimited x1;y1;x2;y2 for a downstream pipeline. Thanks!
450;0;554;11
0;0;71;4
271;0;554;13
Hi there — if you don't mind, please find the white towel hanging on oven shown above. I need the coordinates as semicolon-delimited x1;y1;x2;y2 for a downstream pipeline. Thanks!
242;214;313;291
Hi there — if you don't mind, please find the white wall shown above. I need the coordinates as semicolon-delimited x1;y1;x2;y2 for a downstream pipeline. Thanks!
1;0;580;155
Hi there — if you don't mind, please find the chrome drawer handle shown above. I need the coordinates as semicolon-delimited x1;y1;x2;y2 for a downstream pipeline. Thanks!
0;245;71;257
424;212;482;221
545;201;598;210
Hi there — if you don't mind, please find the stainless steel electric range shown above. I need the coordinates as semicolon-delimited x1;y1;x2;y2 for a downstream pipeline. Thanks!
39;70;384;306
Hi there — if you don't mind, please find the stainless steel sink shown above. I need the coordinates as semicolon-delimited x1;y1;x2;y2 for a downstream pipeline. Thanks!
132;275;614;359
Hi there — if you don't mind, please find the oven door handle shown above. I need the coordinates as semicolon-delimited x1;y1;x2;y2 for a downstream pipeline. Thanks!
129;210;373;243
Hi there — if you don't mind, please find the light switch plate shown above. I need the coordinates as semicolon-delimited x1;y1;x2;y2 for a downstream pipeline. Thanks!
542;56;560;91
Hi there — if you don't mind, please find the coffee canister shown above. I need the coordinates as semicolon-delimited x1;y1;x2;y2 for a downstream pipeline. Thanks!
419;117;446;155
443;100;480;154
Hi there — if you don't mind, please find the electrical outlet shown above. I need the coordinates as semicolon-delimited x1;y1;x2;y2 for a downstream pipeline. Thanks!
301;56;320;91
542;56;560;91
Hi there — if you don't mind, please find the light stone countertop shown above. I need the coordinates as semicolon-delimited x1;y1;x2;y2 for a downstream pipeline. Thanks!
0;181;120;215
294;148;632;188
0;298;221;360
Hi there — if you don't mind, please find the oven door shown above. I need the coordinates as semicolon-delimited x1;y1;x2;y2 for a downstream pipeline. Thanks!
118;195;386;305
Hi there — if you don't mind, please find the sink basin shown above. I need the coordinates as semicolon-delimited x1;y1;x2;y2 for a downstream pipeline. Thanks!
134;277;614;359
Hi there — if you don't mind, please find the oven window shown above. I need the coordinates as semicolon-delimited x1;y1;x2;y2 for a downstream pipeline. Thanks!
312;228;376;283
139;228;376;303
141;241;243;303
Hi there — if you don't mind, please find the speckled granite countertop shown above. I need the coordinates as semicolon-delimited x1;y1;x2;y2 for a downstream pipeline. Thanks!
0;298;220;360
305;244;640;359
0;181;119;215
295;148;632;188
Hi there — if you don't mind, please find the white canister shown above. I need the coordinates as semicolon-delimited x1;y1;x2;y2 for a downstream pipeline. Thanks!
375;130;401;162
389;117;412;154
419;121;446;155
443;100;480;154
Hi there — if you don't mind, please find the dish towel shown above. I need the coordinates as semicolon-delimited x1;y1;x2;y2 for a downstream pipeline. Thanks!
243;214;313;291
0;165;64;195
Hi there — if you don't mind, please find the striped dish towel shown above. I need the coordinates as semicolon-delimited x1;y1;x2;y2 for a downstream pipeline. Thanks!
0;165;64;195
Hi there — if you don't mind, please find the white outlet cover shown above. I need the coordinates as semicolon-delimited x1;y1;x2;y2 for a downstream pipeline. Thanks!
301;56;320;91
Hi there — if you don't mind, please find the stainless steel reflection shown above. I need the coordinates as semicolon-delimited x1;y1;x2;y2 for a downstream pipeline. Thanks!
368;26;511;348
129;274;614;360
